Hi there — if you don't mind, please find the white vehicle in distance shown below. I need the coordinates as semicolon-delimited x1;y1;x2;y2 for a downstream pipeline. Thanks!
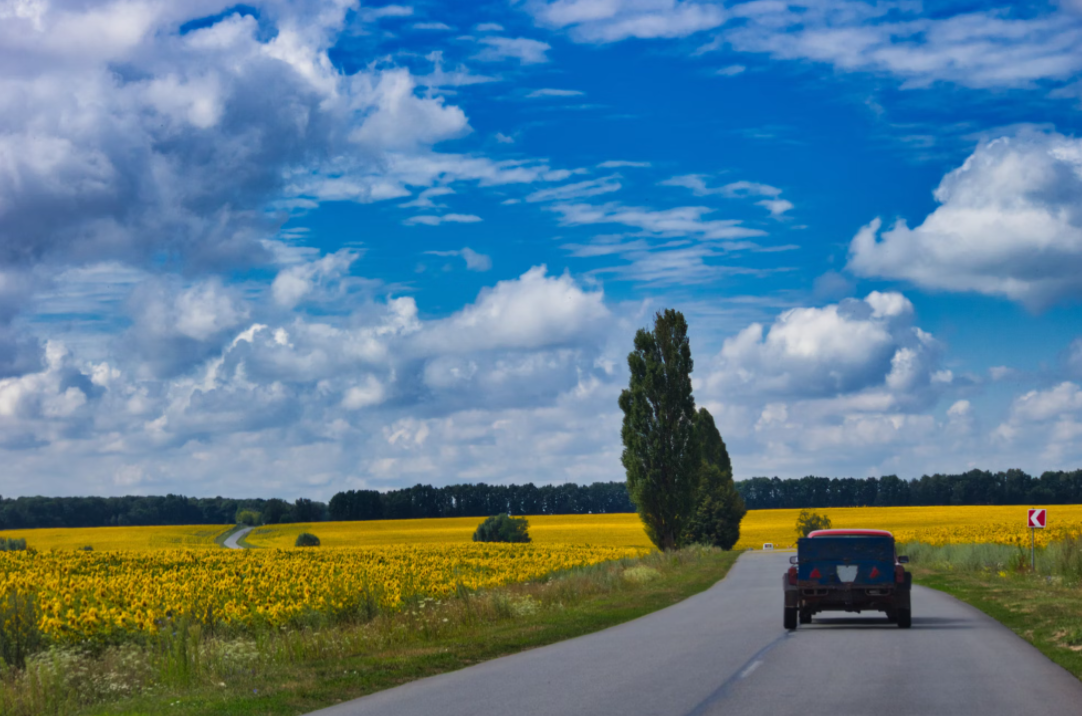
763;543;774;550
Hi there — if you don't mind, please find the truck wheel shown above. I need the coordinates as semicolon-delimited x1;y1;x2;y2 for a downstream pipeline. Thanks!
897;608;911;629
799;610;811;624
784;607;798;631
885;610;897;623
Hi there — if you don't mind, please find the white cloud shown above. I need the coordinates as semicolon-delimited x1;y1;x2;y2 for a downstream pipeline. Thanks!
526;88;585;98
527;0;726;43
412;22;452;31
661;175;782;198
526;176;622;203
476;23;504;32
342;376;387;409
848;131;1082;309
598;160;651;168
474;36;552;64
398;186;455;209
549;202;765;240
701;291;940;400
716;2;1082;90
416;266;609;353
757;199;794;218
716;64;745;76
425;247;493;272
404;213;483;226
271;249;360;309
347;69;471;151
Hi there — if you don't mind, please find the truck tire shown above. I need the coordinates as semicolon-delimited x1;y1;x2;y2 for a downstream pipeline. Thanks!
784;606;798;631
897;608;911;629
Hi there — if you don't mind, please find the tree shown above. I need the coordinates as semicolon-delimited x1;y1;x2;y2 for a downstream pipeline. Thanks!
683;409;746;549
795;509;832;538
619;309;699;551
262;498;292;525
235;508;261;526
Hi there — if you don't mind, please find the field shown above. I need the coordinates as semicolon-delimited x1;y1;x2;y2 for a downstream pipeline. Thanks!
0;524;233;551
6;505;1082;555
736;505;1082;549
2;543;647;645
245;514;654;549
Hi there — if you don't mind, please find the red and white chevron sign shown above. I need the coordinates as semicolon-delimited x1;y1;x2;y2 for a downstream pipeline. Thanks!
1028;508;1047;528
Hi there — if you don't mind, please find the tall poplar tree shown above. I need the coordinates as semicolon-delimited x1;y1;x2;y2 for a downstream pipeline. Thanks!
619;309;698;551
683;408;746;549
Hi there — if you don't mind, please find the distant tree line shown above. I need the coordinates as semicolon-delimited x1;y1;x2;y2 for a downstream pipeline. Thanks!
0;494;329;530
328;482;635;521
736;469;1082;510
5;468;1082;530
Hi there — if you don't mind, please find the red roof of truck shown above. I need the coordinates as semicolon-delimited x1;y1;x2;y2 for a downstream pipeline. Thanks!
807;529;894;538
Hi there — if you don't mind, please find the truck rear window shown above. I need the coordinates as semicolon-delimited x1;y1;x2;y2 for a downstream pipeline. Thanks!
801;537;894;562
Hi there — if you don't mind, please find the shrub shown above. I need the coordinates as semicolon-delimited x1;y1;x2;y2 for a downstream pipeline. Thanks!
473;514;531;543
0;590;43;668
0;538;27;551
795;509;832;538
295;533;321;547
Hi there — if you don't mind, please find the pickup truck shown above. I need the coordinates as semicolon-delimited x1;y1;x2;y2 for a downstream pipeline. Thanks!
783;528;911;630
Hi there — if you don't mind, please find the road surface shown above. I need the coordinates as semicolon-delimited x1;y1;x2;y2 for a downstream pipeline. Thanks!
308;550;1082;716
223;526;253;549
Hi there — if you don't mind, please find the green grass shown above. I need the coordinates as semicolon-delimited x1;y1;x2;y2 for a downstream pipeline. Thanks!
3;547;738;716
212;525;245;549
907;540;1082;682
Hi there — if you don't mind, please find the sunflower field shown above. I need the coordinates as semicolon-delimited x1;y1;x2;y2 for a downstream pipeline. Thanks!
0;543;646;645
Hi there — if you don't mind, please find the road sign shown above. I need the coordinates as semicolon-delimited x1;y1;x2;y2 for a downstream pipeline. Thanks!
1028;508;1047;528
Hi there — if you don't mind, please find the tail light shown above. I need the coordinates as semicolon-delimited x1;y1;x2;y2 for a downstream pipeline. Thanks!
788;566;797;585
895;565;906;583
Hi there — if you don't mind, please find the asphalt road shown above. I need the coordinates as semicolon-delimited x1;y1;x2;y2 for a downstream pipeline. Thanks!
223;526;253;549
308;551;1082;716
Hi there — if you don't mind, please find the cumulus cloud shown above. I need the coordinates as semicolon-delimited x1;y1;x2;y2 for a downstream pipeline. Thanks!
417;266;609;353
122;278;250;378
702;291;940;402
993;382;1082;465
271;249;360;309
847;131;1082;310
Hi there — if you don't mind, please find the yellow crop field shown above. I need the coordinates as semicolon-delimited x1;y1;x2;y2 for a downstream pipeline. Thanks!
245;514;653;550
0;524;233;551
7;505;1082;555
0;543;646;644
736;505;1082;549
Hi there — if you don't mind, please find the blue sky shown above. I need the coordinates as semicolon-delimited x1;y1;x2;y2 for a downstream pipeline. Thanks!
4;0;1082;498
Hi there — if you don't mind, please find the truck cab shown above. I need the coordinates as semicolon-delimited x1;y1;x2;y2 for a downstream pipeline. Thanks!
783;528;911;630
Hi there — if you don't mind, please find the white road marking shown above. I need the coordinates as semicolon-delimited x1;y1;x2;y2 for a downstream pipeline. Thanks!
739;661;762;679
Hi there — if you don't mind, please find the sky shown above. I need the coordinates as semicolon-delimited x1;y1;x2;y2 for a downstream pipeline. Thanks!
3;0;1082;499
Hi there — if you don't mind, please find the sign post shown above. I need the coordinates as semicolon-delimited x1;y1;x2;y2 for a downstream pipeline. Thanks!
1027;508;1047;571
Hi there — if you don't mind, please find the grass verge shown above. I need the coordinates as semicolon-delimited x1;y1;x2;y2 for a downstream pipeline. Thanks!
213;525;246;549
6;547;737;716
912;565;1082;681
